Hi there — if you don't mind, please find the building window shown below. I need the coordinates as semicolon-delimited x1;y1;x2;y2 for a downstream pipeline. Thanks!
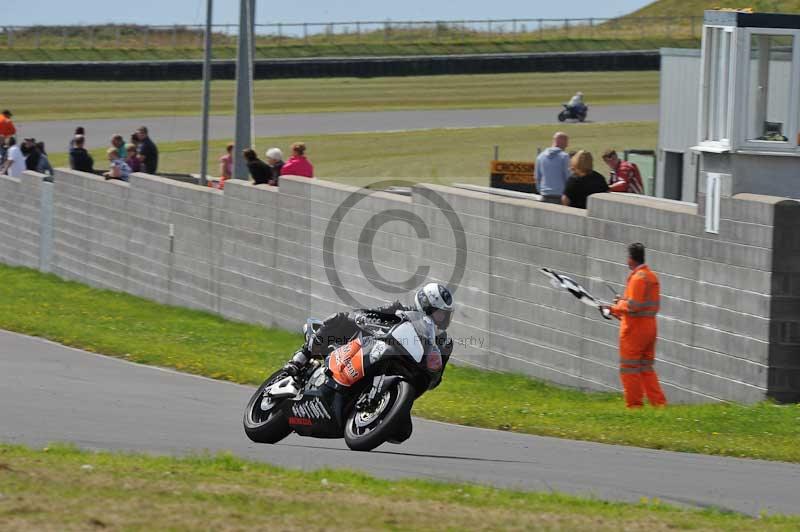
746;34;795;143
701;27;734;145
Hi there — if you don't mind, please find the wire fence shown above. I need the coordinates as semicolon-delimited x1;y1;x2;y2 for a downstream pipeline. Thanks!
0;17;703;49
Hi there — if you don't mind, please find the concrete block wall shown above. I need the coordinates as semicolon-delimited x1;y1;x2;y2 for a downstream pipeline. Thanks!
5;169;799;403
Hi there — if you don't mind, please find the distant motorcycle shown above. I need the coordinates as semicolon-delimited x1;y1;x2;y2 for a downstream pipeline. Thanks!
558;103;588;122
243;310;446;451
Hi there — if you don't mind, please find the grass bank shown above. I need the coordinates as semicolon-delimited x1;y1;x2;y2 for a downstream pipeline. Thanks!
3;443;796;531
1;265;800;463
3;71;659;121
48;121;659;188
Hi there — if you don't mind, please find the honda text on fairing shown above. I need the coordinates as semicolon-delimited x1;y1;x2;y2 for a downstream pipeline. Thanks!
243;284;454;452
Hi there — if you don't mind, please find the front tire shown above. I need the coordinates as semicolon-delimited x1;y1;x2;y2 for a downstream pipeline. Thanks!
344;380;415;452
243;369;293;444
557;111;567;122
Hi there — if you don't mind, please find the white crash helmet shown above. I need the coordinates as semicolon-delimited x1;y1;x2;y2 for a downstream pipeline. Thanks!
414;282;454;330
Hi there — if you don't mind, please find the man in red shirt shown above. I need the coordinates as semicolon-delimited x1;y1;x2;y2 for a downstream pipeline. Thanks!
0;110;16;138
602;149;643;194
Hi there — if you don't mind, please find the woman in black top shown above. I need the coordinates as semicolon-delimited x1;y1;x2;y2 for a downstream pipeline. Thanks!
562;150;609;209
243;148;271;185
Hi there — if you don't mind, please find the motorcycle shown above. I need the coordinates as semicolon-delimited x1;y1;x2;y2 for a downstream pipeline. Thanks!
558;103;588;122
243;310;445;451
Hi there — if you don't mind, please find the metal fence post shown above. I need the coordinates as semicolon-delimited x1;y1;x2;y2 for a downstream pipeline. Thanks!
384;20;390;41
512;19;517;35
62;27;67;47
7;27;13;48
355;21;360;41
143;26;149;47
564;18;568;37
277;22;282;45
172;25;178;48
35;28;41;48
115;26;121;47
303;22;308;43
538;19;543;39
88;26;94;48
487;19;492;39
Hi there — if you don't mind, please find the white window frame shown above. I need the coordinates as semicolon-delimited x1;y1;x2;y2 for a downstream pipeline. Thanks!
736;27;800;153
698;25;737;150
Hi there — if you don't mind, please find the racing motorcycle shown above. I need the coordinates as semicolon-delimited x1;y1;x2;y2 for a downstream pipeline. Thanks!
558;103;588;122
243;310;445;451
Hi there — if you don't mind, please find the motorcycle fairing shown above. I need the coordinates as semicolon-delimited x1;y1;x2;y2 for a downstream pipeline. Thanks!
328;337;368;387
284;384;343;438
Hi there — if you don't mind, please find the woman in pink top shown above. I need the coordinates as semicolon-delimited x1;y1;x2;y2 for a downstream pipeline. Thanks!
210;143;233;190
280;142;314;178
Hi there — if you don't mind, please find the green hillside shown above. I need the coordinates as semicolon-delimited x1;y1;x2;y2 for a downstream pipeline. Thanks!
629;0;800;17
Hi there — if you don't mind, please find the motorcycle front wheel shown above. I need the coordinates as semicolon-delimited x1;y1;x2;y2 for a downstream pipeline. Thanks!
243;369;293;444
344;380;415;452
557;111;567;122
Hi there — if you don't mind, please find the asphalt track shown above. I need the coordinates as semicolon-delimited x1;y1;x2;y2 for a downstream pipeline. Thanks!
2;330;799;516
21;104;658;152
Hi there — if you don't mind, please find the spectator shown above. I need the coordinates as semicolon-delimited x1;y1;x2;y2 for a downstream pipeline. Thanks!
243;148;271;185
602;149;644;194
135;126;159;174
103;147;132;182
219;143;233;180
22;138;41;172
535;132;571;204
111;134;127;159
280;142;314;178
0;135;6;167
35;142;53;176
69;127;86;150
129;132;139;150
125;144;142;173
562;150;609;209
265;147;284;186
0;110;16;138
69;134;95;173
1;137;25;177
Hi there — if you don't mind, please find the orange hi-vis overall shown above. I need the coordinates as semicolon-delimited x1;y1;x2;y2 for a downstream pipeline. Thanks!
610;264;667;408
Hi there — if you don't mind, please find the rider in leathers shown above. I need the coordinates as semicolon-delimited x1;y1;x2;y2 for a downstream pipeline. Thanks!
284;283;455;387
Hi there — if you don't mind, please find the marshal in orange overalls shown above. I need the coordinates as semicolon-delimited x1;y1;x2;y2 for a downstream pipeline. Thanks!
610;264;667;408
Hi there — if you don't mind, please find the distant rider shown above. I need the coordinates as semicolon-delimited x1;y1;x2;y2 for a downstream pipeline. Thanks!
283;283;455;389
567;91;586;114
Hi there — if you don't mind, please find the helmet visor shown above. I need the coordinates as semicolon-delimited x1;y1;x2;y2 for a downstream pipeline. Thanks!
431;308;452;330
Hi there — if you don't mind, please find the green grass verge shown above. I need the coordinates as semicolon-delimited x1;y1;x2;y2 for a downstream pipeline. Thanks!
0;37;700;63
628;0;800;18
3;71;659;121
3;443;797;531
2;265;800;463
48;122;659;188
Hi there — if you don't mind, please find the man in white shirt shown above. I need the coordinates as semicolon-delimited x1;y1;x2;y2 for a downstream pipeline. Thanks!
1;137;25;177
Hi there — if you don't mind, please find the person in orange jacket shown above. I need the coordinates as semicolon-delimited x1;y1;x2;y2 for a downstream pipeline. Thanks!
602;243;667;408
0;110;16;138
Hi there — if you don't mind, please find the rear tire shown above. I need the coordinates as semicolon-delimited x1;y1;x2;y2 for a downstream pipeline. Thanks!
243;370;293;444
344;380;415;452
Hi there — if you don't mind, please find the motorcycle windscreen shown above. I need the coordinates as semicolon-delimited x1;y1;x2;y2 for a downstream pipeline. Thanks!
391;321;425;362
327;338;367;387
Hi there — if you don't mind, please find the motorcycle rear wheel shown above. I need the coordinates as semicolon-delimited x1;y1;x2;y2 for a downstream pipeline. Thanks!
344;380;415;452
243;369;293;444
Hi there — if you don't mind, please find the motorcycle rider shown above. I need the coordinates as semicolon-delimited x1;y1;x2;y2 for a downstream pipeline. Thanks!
282;282;455;389
566;91;587;117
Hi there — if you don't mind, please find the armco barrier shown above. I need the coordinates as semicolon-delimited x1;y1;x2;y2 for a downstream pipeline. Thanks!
1;169;797;404
0;50;660;81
